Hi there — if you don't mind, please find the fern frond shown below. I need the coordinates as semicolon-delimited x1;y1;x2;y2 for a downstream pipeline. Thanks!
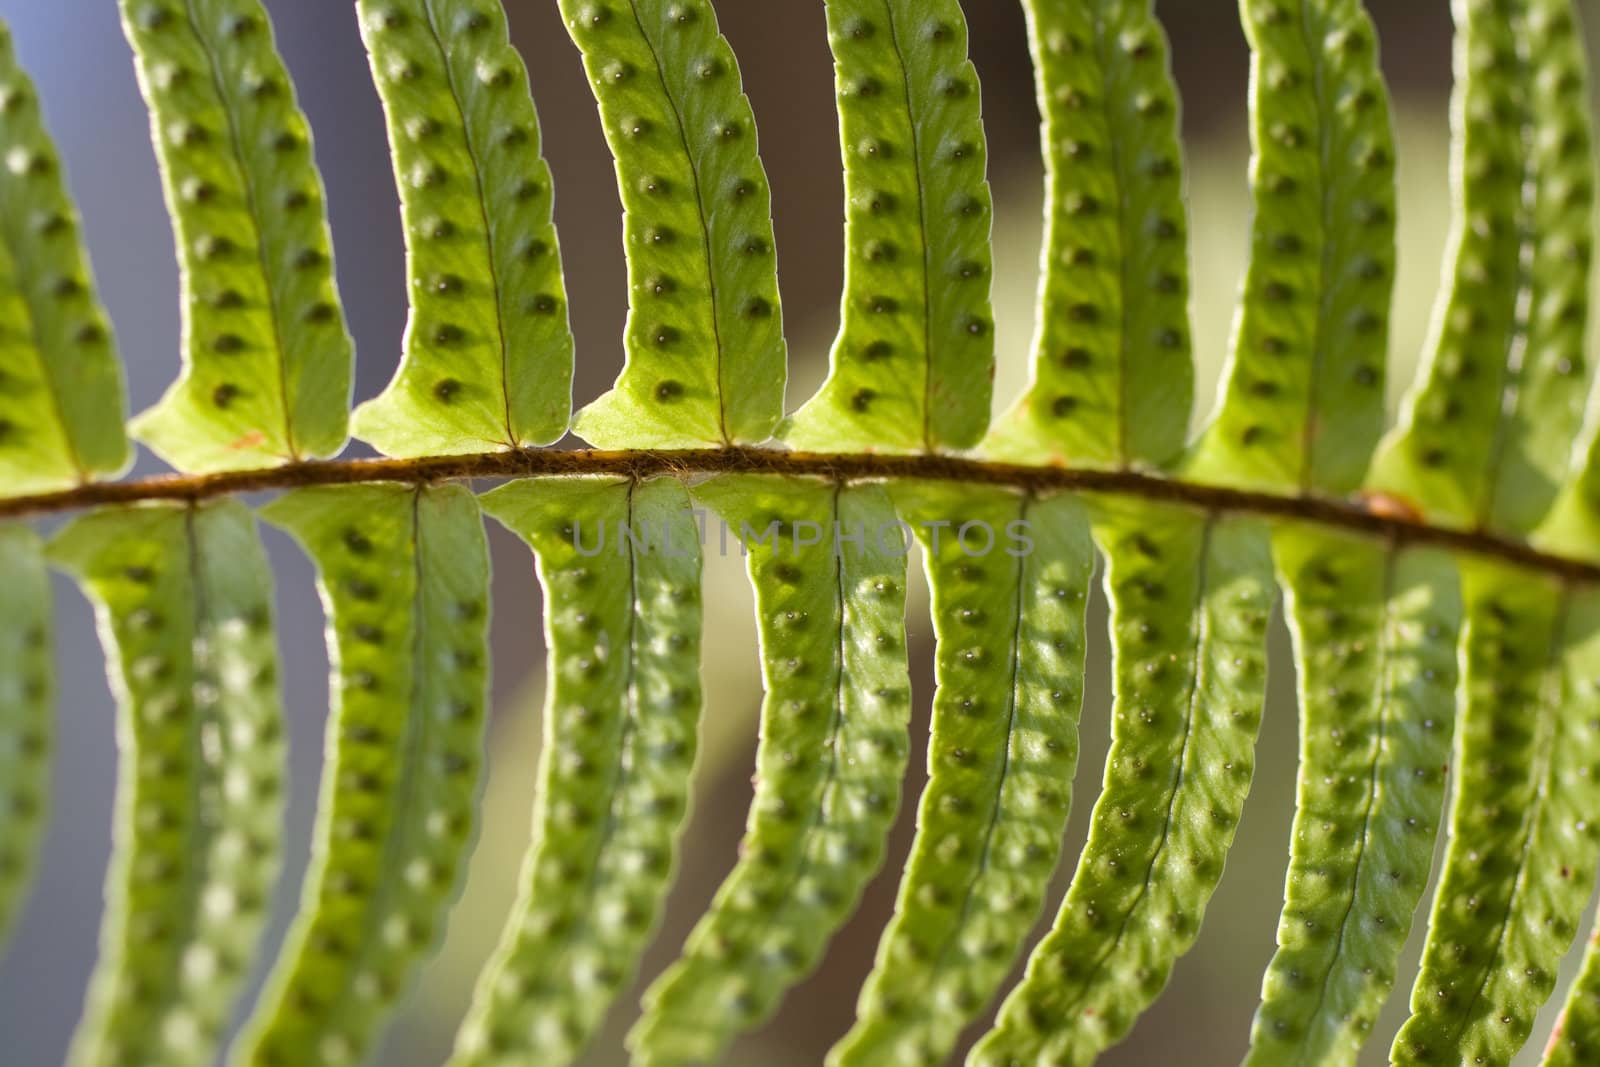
1369;0;1595;532
782;0;994;454
452;476;703;1067
232;483;489;1066
1392;569;1600;1063
829;487;1092;1066
562;0;786;449
119;0;352;472
0;20;129;495
1189;0;1396;494
0;524;49;951
50;502;284;1067
970;500;1273;1066
350;0;574;457
1245;531;1461;1066
14;2;1600;1065
630;477;911;1066
983;0;1192;469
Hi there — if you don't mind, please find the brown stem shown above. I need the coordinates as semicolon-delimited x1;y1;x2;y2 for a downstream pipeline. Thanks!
3;446;1595;582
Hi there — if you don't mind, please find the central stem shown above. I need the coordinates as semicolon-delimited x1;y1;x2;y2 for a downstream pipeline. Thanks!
3;447;1591;583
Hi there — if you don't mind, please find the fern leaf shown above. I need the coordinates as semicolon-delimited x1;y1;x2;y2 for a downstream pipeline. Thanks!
1529;4;1600;559
1501;0;1597;530
119;0;353;472
1546;920;1600;1062
350;0;574;456
1188;0;1395;494
1540;597;1600;1067
234;483;489;1066
452;476;703;1066
782;0;994;454
827;487;1091;1066
0;525;50;951
970;500;1273;1066
1550;956;1600;1067
49;502;284;1067
983;0;1192;470
562;0;785;449
629;477;911;1066
1244;531;1461;1066
1368;0;1594;531
1391;571;1600;1064
0;20;129;495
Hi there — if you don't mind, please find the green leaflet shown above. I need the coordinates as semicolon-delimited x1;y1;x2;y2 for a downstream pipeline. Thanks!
782;0;995;454
1502;0;1597;532
0;21;129;495
1551;949;1600;1067
829;487;1093;1066
983;0;1192;469
452;477;703;1067
1187;0;1395;494
1243;530;1461;1067
629;477;911;1066
1541;595;1600;1067
234;484;489;1067
350;0;574;456
1392;572;1600;1065
1529;2;1600;560
562;0;785;449
49;502;284;1067
0;525;50;950
1369;0;1594;531
120;0;352;472
970;500;1274;1067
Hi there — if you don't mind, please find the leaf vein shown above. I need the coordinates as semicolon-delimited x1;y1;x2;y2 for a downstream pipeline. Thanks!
1446;584;1573;1048
181;0;297;460
1061;512;1216;1012
416;0;517;446
1294;541;1400;1058
622;0;732;444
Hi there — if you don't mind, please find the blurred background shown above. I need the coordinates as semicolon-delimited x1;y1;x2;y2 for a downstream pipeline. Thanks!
0;1;1580;1064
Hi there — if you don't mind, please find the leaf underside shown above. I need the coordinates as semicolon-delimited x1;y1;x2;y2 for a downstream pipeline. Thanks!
563;0;787;450
453;476;704;1067
984;0;1192;470
233;484;490;1067
628;476;912;1066
10;0;1600;1065
782;0;995;455
51;501;284;1067
0;525;50;952
1392;569;1600;1065
971;499;1275;1067
0;22;129;493
351;0;575;456
120;0;353;472
1540;592;1600;1067
1245;529;1462;1067
1370;0;1595;533
1190;0;1397;495
830;485;1093;1067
